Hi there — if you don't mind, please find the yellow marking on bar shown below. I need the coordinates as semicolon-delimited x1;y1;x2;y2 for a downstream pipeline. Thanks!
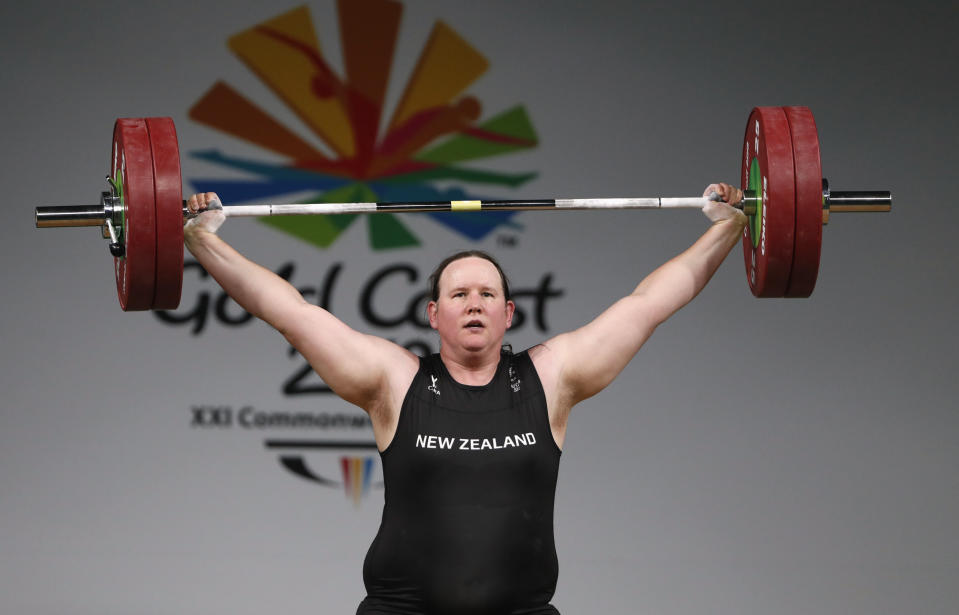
451;200;482;211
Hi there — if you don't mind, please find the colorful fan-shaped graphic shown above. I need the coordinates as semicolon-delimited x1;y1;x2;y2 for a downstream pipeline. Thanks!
187;1;539;250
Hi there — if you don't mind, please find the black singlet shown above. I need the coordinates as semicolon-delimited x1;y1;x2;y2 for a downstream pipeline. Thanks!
357;349;562;615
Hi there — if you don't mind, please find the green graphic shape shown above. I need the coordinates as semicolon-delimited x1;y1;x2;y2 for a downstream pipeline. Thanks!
367;212;419;250
416;106;538;164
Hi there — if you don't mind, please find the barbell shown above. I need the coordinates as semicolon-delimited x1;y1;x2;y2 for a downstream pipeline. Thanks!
35;106;890;311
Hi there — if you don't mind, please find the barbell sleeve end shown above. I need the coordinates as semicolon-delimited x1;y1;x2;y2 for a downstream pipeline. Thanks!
821;180;892;214
35;205;107;228
826;190;892;213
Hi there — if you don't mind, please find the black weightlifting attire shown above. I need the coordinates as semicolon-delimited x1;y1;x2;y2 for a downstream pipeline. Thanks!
357;349;562;615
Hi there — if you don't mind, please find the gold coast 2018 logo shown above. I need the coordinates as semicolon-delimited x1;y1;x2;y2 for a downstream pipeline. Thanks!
187;1;539;250
182;1;546;505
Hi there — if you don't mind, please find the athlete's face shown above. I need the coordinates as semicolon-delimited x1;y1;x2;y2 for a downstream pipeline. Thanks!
428;257;514;354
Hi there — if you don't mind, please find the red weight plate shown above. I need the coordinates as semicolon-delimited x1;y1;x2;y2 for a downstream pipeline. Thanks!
782;106;823;298
146;117;184;310
112;119;156;310
741;107;796;297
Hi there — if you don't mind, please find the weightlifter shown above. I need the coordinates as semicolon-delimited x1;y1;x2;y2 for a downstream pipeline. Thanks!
184;182;746;615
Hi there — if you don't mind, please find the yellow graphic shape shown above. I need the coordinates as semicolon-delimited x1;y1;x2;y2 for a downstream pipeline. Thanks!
387;21;489;132
228;5;356;157
350;457;365;507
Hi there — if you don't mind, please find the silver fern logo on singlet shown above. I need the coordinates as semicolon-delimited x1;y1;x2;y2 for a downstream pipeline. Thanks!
428;375;441;396
508;366;521;393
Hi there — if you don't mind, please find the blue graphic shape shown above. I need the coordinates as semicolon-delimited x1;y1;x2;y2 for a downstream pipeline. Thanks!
190;150;349;182
188;150;353;202
186;179;351;203
363;457;374;493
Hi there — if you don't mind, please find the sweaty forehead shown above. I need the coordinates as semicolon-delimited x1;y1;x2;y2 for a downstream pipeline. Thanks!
438;257;503;294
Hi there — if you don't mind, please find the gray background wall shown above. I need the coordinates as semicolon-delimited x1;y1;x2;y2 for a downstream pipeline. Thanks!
2;1;956;614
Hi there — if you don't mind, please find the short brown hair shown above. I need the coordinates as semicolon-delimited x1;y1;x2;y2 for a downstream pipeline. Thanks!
428;250;511;302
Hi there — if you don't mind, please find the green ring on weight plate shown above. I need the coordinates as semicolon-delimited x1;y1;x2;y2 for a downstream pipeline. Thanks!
747;156;762;248
110;172;126;250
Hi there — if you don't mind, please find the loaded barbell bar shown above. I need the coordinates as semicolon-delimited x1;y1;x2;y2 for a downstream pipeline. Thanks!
34;107;891;310
34;189;888;224
37;195;756;227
